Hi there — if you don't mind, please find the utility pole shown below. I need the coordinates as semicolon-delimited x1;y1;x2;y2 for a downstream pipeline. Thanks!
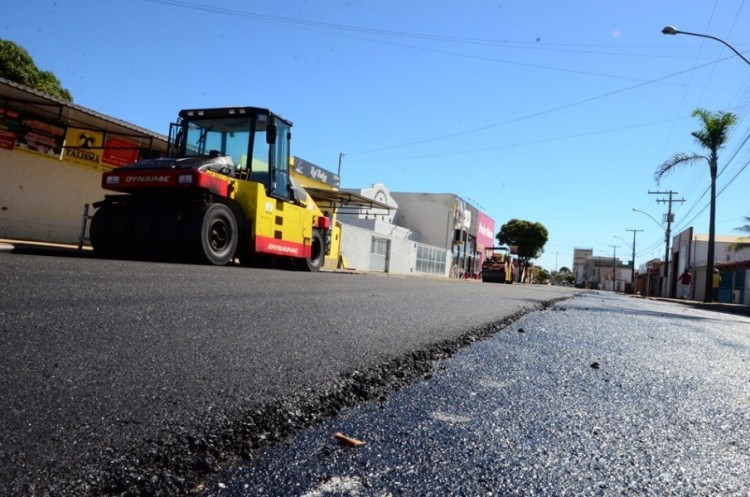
609;245;620;292
625;229;643;294
649;190;685;297
337;153;344;179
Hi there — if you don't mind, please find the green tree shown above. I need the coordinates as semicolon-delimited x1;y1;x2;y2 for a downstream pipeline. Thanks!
655;108;736;303
551;266;575;286
0;38;72;101
496;219;548;282
535;268;551;284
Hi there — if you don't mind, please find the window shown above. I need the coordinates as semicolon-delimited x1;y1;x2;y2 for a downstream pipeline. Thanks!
271;118;291;199
416;243;447;275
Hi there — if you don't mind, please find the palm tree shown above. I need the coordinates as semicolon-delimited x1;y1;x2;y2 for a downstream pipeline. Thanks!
731;215;750;251
655;108;737;303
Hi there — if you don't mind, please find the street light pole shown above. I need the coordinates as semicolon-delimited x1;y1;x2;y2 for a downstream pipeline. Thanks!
626;229;643;294
609;245;620;292
337;152;344;178
633;208;668;296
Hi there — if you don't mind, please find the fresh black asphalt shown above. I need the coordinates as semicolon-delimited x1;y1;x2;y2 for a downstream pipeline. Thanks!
0;250;578;496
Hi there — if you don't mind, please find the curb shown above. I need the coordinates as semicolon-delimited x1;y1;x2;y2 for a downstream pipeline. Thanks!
645;295;750;317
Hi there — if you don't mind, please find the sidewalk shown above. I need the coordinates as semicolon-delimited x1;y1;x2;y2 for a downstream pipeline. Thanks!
642;295;750;318
0;238;94;257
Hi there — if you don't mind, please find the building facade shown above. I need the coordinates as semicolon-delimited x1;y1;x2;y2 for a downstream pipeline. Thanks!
573;248;593;286
670;227;750;303
0;78;168;244
389;192;496;279
581;255;631;291
335;190;498;278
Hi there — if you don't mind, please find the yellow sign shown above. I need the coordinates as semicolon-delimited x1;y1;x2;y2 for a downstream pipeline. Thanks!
63;128;106;171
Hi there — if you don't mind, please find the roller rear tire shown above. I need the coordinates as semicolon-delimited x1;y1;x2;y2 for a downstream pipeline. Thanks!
90;204;116;258
302;230;325;272
184;203;238;265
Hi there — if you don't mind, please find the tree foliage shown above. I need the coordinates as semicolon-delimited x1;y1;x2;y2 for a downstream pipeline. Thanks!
551;270;575;285
655;108;736;183
535;268;550;284
0;38;72;101
496;219;548;261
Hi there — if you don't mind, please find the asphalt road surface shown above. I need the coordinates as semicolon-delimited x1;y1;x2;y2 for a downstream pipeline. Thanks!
201;292;750;497
0;249;577;496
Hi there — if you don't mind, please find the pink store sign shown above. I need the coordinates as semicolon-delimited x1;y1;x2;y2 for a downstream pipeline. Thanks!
476;211;495;249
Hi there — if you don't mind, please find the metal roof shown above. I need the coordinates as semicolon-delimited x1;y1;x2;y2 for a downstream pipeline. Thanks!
305;187;392;212
0;77;168;152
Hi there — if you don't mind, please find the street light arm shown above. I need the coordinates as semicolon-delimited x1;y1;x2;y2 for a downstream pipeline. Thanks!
632;208;666;233
662;26;750;66
614;235;632;250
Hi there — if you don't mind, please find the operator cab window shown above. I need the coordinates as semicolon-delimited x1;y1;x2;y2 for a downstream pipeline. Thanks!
250;114;270;187
271;118;291;200
184;118;250;168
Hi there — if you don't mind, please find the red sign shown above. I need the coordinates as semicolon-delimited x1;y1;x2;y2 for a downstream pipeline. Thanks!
0;107;21;150
17;118;65;157
102;135;139;167
0;129;16;150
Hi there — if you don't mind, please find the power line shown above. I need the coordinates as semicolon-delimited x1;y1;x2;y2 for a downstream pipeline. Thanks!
347;60;730;156
140;0;737;57
349;116;687;164
143;0;744;158
145;0;750;195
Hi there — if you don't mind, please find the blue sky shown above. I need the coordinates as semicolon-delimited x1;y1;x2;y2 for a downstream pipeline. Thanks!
4;0;750;271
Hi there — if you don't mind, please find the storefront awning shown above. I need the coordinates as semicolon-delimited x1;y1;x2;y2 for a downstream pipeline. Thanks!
0;77;168;153
305;187;392;213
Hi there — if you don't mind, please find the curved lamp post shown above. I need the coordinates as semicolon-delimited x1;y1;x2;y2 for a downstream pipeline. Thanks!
633;208;668;296
632;208;664;232
615;231;642;294
662;26;749;302
662;26;750;66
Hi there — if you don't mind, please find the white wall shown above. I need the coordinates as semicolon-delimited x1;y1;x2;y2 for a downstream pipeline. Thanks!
388;237;417;274
339;223;374;271
391;193;455;248
340;222;437;275
0;148;107;244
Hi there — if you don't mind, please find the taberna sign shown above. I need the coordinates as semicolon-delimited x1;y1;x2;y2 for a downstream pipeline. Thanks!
293;156;340;188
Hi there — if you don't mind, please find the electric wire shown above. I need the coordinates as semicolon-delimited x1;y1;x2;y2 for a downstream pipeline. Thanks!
142;0;750;267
